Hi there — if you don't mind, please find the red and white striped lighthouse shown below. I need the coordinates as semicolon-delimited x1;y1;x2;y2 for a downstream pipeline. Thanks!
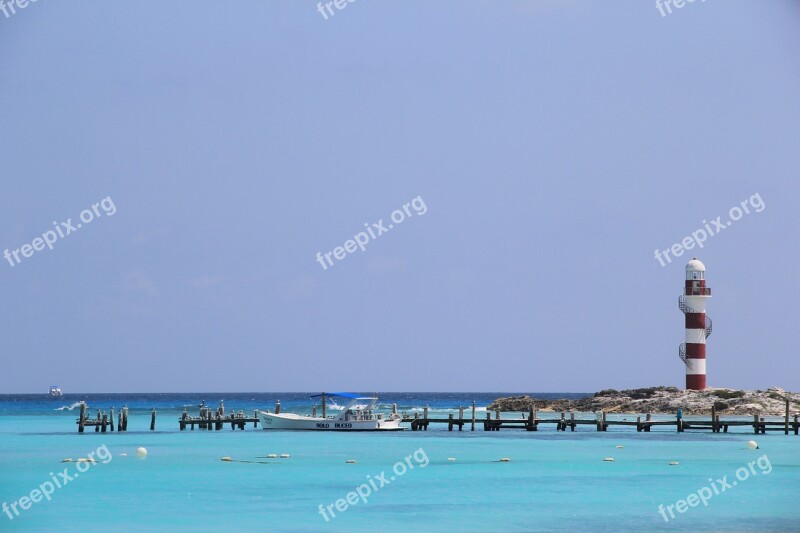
678;258;712;390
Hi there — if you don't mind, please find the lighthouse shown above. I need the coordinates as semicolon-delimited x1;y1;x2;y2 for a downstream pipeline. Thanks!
678;258;712;390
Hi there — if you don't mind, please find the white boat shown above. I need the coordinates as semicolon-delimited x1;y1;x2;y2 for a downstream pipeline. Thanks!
257;393;403;431
49;386;63;398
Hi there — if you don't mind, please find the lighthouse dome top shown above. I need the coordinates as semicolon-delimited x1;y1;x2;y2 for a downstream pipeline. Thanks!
686;258;706;272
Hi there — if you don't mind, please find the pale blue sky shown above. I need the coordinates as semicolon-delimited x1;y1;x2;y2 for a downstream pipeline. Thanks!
1;1;798;393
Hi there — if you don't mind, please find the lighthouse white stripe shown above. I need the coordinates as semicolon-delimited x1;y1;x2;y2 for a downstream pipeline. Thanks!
685;329;706;344
685;359;706;375
684;296;708;312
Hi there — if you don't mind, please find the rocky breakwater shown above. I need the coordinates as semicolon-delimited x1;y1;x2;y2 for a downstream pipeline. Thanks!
487;386;800;416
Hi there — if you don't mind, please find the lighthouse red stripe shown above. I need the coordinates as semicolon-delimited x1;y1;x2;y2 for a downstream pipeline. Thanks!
685;313;705;329
686;374;706;389
685;344;706;358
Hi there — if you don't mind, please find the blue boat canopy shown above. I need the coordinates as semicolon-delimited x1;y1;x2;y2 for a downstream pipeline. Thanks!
309;392;362;399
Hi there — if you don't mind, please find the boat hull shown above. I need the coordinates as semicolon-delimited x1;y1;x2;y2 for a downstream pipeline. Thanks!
257;411;404;431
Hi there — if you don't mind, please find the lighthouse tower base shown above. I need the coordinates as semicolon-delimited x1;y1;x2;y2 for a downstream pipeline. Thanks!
686;374;706;390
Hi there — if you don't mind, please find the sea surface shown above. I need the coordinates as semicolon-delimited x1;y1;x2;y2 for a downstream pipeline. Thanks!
1;393;798;532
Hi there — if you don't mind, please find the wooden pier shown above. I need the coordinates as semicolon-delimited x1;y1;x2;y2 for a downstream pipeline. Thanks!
77;403;130;433
179;401;260;431
72;397;799;436
403;398;800;435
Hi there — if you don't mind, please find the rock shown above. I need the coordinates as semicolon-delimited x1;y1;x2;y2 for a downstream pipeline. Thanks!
595;389;619;397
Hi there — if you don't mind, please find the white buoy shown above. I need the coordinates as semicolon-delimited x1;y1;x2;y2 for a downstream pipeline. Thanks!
120;453;128;457
615;445;624;449
448;457;456;462
669;461;679;465
267;453;277;458
603;457;615;462
345;459;357;464
279;454;290;459
221;457;232;462
136;447;148;458
499;457;510;462
747;440;759;450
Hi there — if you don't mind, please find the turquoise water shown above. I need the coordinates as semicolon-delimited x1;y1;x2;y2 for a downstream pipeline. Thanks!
1;395;799;532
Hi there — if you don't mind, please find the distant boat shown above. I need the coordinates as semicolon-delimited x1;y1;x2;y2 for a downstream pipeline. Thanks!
257;393;403;431
49;386;63;398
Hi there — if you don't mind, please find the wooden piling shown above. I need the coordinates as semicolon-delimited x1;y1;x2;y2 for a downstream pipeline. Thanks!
110;407;115;432
423;406;429;431
150;408;157;431
448;413;454;431
526;406;536;431
711;405;717;433
458;406;464;431
78;402;87;433
785;397;790;435
471;401;476;431
122;407;128;431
